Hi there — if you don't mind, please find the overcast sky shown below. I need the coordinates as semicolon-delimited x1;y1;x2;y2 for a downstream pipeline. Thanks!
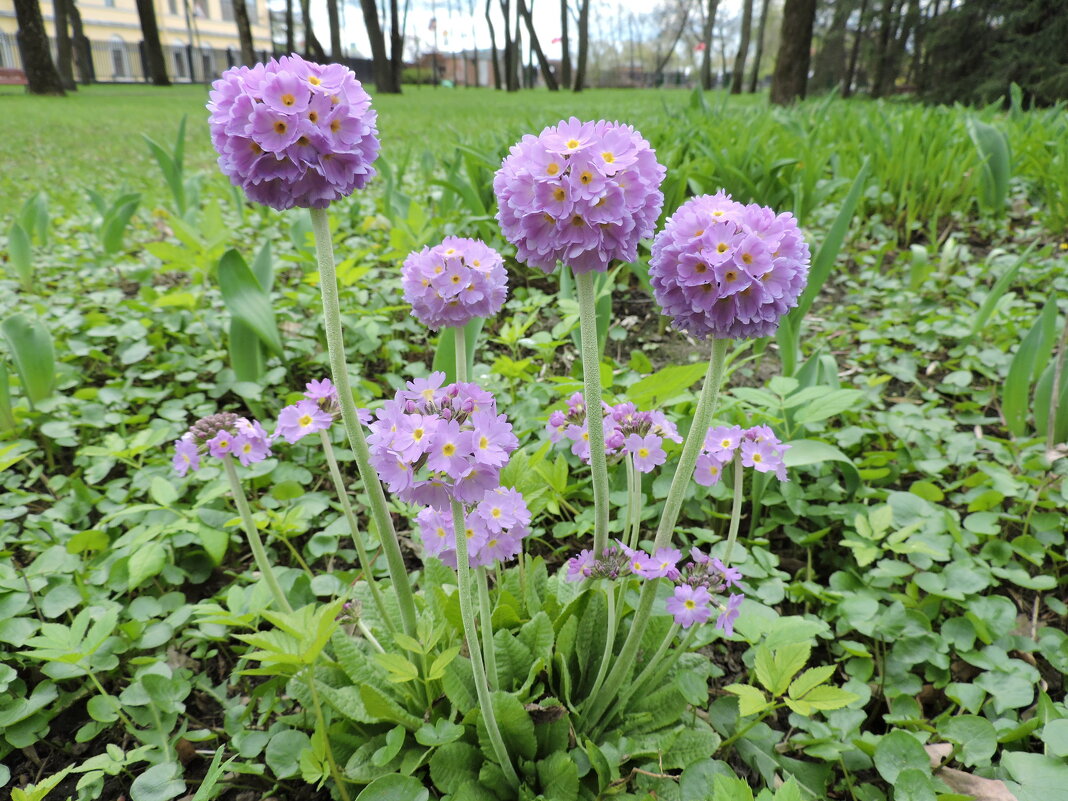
291;0;746;62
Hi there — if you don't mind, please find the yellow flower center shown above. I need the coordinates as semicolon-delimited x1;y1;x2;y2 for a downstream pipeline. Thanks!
712;210;724;216
281;93;296;106
413;428;425;441
442;442;456;456
579;171;593;184
602;151;614;163
717;242;728;253
695;263;707;273
721;439;731;448
742;253;753;265
445;248;456;256
435;526;447;538
273;121;287;134
299;414;313;427
753;453;763;462
479;435;489;449
330;119;341;132
725;271;738;282
684;599;696;609
296;135;310;146
571;214;584;227
451;275;462;283
249;141;263;153
694;229;704;237
638;448;649;458
309;75;321;85
566;138;580;149
553;187;566;202
308;110;319;123
491;507;502;518
546;162;560;175
242;443;252;453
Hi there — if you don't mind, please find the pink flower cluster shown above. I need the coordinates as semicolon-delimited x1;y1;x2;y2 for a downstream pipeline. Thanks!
401;237;508;330
695;424;789;486
273;378;342;444
649;191;810;340
547;395;681;472
207;53;379;210
415;486;531;568
367;372;519;508
494;118;666;274
564;544;744;634
172;412;273;476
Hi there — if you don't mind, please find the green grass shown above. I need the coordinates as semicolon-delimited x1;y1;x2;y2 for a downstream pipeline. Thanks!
0;84;698;218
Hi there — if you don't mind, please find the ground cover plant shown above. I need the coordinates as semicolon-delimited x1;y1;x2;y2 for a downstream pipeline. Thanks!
1;70;1067;801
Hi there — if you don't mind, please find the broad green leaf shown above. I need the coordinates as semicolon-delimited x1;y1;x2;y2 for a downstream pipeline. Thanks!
1;314;55;406
432;317;484;384
724;683;770;717
100;195;140;255
7;222;33;291
485;691;536;761
129;761;185;801
149;476;178;506
787;665;836;700
1002;299;1057;436
217;249;283;357
627;362;709;408
373;652;420;683
941;715;997;766
873;730;929;784
783;439;861;495
128;541;167;590
354;775;429;801
967;118;1011;214
265;729;311;779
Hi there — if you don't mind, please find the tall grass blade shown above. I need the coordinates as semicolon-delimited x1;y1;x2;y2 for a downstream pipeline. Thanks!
7;223;33;292
969;243;1037;335
1002;299;1056;437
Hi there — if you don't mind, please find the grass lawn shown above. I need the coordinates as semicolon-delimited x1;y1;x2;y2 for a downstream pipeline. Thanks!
0;83;702;217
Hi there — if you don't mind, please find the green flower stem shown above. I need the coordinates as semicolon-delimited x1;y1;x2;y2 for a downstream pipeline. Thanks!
723;451;745;566
591;623;688;739
581;582;616;711
451;501;519;787
307;667;353;801
475;567;498;689
310;207;417;639
574;269;610;558
222;455;293;614
318;429;394;633
582;338;730;728
454;324;469;383
626;454;642;550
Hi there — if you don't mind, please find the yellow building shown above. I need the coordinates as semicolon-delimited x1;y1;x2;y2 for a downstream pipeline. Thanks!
0;0;273;81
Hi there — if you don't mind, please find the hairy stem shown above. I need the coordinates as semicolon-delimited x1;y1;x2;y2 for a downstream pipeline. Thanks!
310;206;417;638
476;567;498;689
222;455;293;614
454;324;469;383
318;430;393;632
574;269;610;558
723;451;745;566
451;501;519;787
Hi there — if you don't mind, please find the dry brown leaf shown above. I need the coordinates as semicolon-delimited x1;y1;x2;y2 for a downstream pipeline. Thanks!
925;743;1018;801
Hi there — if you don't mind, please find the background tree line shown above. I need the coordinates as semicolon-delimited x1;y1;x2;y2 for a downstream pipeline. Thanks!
12;0;1068;109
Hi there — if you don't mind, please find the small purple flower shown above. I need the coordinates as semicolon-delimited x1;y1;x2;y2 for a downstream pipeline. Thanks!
402;238;508;330
705;425;744;458
494;118;665;274
711;557;743;588
715;593;744;636
207;53;379;210
649;191;810;339
172;434;200;477
275;399;333;444
637;547;682;580
624;433;667;473
305;378;337;402
666;584;712;628
208;431;235;458
565;549;595;582
693;452;727;487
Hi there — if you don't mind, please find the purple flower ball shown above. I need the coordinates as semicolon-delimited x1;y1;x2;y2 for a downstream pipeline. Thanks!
649;191;810;339
493;117;666;274
207;54;380;211
401;237;508;329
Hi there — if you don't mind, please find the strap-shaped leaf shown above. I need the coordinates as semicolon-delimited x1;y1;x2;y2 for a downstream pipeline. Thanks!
1;314;55;407
217;248;283;357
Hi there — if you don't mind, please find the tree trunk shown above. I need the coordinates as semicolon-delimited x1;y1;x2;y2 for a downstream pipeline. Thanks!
870;0;896;98
747;0;770;92
519;0;558;89
769;0;816;105
811;0;852;92
573;0;589;91
67;0;92;83
285;0;295;52
327;0;342;58
700;0;720;90
654;1;692;83
233;0;256;65
485;0;502;89
359;0;396;91
843;0;869;98
301;0;326;61
498;0;518;91
560;0;571;88
12;0;65;94
512;0;523;89
389;0;402;91
134;0;170;84
52;0;76;90
730;0;753;93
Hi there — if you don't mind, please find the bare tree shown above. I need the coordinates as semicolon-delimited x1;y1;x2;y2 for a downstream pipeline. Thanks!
700;0;720;89
770;0;816;104
573;0;589;90
389;0;403;88
12;0;65;94
811;0;854;92
301;0;326;60
327;0;342;57
560;0;572;88
359;0;398;91
519;0;559;89
285;0;295;52
843;0;870;97
233;0;256;64
730;0;753;93
485;0;502;88
747;0;769;92
52;0;76;90
653;0;692;84
67;0;92;82
134;0;170;84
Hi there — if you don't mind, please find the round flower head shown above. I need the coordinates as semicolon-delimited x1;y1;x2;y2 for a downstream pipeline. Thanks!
649;191;810;339
402;238;508;329
413;486;531;568
367;373;518;508
173;411;273;474
494;118;666;274
207;53;380;210
549;397;680;474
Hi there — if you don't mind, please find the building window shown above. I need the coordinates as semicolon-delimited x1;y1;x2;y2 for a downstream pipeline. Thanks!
220;0;234;21
0;31;13;69
194;0;208;19
104;0;115;7
247;0;257;24
168;0;177;14
110;36;128;79
172;43;188;80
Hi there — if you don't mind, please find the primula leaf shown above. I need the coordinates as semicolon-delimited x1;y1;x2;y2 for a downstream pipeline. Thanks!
7;222;33;291
1;313;55;406
217;248;283;357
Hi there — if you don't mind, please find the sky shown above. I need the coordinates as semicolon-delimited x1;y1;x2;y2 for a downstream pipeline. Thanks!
289;0;746;63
